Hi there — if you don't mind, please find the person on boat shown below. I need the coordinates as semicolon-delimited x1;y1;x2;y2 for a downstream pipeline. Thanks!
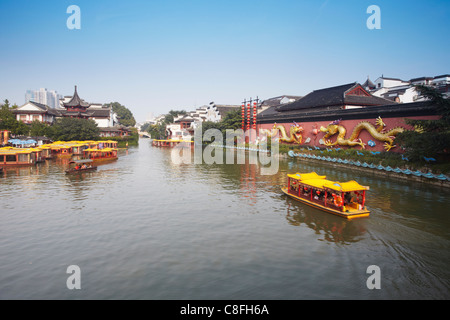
344;193;352;205
75;165;80;170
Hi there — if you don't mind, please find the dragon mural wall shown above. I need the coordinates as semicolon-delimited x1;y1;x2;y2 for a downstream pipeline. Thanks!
258;117;412;152
260;122;304;144
319;117;404;151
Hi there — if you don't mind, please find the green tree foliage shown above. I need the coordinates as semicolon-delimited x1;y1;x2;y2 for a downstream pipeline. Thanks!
0;99;29;135
104;102;136;127
145;110;187;139
147;123;167;139
219;109;243;132
163;110;187;124
198;109;242;135
29;120;51;137
49;117;100;141
396;85;450;162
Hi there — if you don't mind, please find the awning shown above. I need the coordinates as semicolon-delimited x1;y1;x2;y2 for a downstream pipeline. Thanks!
69;159;94;164
323;180;370;192
287;172;327;181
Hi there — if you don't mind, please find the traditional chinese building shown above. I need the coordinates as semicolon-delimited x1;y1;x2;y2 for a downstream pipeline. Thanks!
59;86;117;128
257;82;440;152
61;85;91;119
12;101;61;124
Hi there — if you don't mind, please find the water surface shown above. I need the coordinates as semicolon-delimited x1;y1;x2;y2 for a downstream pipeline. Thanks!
0;140;449;299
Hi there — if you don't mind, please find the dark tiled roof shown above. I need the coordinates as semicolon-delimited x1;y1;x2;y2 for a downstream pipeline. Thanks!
277;83;394;112
88;109;110;117
410;76;434;82
258;100;438;124
344;94;394;106
214;105;240;116
261;95;303;107
13;101;62;116
433;74;450;79
63;86;90;108
62;112;90;117
362;78;376;89
59;108;110;118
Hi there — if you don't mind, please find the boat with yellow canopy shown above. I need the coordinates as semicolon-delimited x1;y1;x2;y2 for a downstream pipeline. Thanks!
282;172;370;219
82;148;118;162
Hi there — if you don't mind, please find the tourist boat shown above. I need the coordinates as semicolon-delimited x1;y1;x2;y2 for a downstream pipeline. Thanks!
37;145;52;159
0;148;36;166
282;172;370;219
65;159;97;174
50;144;72;158
71;143;89;156
98;140;118;149
82;148;118;162
152;139;193;147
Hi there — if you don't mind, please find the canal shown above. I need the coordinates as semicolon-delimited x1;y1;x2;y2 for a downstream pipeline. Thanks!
0;140;449;299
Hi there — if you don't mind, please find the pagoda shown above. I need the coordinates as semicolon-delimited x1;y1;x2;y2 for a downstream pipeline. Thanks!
62;86;91;119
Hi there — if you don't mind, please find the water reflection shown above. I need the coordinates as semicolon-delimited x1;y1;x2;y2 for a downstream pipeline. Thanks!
285;202;367;244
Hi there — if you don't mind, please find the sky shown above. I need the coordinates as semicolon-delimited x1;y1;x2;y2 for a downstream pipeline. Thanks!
0;0;449;122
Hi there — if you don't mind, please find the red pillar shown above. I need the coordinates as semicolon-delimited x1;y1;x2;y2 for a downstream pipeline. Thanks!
253;102;257;130
241;104;245;131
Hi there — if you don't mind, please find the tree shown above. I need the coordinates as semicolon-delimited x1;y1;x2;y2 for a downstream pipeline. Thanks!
163;110;187;124
396;85;450;162
0;100;17;130
0;99;29;135
30;120;51;137
104;102;136;127
219;109;242;133
146;123;167;139
49;117;100;141
145;110;188;139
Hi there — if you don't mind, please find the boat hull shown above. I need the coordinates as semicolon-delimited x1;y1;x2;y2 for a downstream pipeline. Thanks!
65;167;97;174
281;187;369;219
90;157;118;162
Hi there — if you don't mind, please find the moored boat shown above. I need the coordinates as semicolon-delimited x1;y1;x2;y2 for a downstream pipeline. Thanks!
83;148;118;162
65;159;97;174
152;139;193;147
282;172;370;219
0;147;36;166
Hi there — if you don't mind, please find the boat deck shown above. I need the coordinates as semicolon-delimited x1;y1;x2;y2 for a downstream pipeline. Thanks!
282;187;370;219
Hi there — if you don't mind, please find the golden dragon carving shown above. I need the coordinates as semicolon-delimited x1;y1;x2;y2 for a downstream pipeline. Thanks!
260;122;304;144
319;117;404;151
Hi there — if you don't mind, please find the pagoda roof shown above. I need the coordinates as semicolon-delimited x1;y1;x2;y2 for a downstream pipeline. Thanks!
63;86;90;108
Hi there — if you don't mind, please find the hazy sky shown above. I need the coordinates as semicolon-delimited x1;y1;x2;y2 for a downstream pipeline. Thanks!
1;0;449;122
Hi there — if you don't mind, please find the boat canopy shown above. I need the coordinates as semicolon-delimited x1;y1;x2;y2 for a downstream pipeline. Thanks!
288;172;369;192
0;148;32;154
323;180;369;192
69;159;94;164
84;148;116;152
287;172;326;181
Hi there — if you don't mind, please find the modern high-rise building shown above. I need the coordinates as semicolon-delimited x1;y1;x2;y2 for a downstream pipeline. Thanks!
25;88;62;109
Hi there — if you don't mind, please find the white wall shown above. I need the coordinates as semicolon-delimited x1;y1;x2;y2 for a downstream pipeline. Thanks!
93;118;110;128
